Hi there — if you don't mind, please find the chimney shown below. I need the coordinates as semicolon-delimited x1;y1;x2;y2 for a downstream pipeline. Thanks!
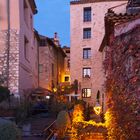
54;32;58;39
54;32;60;46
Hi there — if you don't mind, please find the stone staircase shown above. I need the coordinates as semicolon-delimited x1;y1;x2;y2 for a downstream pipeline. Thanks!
83;132;105;140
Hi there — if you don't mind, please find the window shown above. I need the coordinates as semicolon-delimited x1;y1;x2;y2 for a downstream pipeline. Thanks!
82;88;91;98
83;28;91;39
67;59;70;68
30;14;33;29
84;7;91;22
65;76;69;82
39;64;43;73
24;36;29;60
83;48;91;59
83;68;91;78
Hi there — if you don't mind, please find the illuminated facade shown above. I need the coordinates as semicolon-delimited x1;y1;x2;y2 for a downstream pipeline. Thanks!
63;46;70;83
70;0;127;108
39;33;66;91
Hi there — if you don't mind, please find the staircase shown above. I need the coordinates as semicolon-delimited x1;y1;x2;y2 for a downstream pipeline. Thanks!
83;132;105;140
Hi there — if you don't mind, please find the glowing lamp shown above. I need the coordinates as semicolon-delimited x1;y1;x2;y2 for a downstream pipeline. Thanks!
94;103;102;115
46;96;50;99
53;87;57;93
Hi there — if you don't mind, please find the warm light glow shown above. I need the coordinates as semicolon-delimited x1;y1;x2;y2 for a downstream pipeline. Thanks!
94;105;101;115
53;87;57;93
46;95;50;99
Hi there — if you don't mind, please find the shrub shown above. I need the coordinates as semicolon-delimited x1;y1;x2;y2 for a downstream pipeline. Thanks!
50;100;67;116
72;104;84;123
56;110;71;138
0;118;21;140
0;86;10;103
15;101;32;123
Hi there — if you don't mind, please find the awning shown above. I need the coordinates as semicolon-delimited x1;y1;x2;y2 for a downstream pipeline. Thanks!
31;87;52;97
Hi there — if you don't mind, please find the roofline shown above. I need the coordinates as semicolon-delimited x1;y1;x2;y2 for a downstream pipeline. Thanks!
39;34;66;57
34;29;40;41
99;11;140;52
29;0;38;14
70;0;127;5
58;47;67;57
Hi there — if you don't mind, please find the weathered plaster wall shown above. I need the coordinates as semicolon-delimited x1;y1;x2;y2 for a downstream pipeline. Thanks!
115;18;140;36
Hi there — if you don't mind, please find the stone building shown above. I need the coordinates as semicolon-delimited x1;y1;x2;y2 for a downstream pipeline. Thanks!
70;0;127;108
39;33;66;92
63;46;70;83
99;1;140;138
0;0;38;100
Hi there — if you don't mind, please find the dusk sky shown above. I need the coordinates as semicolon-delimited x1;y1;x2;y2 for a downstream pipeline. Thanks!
34;0;70;47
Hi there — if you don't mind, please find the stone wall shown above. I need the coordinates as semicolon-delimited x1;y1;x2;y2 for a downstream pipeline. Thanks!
0;30;9;86
105;25;140;139
0;29;19;94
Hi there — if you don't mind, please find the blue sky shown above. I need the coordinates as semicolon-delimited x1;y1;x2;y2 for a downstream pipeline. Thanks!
34;0;70;47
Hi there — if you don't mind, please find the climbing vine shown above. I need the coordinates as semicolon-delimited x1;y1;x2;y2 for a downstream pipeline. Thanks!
104;26;140;140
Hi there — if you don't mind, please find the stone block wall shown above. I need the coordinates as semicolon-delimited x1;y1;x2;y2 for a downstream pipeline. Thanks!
105;25;140;139
0;29;19;94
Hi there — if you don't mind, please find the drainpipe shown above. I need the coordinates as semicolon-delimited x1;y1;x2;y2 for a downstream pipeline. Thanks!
6;0;10;88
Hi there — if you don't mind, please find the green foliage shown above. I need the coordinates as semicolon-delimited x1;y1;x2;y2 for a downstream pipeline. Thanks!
15;101;31;123
50;101;66;115
84;104;91;121
56;110;71;138
0;86;10;103
75;100;86;108
0;118;21;140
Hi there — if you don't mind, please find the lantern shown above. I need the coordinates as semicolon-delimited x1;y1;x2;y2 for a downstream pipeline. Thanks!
94;102;102;115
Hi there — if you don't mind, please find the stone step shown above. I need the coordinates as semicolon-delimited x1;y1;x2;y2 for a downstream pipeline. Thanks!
84;133;105;140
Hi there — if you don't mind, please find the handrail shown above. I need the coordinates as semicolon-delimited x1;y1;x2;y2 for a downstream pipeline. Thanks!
43;120;56;140
43;120;56;132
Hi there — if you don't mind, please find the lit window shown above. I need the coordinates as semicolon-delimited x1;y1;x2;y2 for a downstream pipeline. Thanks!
83;48;91;59
82;88;91;98
83;68;91;78
83;28;91;39
84;7;91;22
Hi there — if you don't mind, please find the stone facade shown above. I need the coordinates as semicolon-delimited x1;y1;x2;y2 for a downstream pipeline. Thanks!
0;0;38;100
39;34;66;91
0;29;19;94
104;18;140;140
63;46;70;83
70;0;127;107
